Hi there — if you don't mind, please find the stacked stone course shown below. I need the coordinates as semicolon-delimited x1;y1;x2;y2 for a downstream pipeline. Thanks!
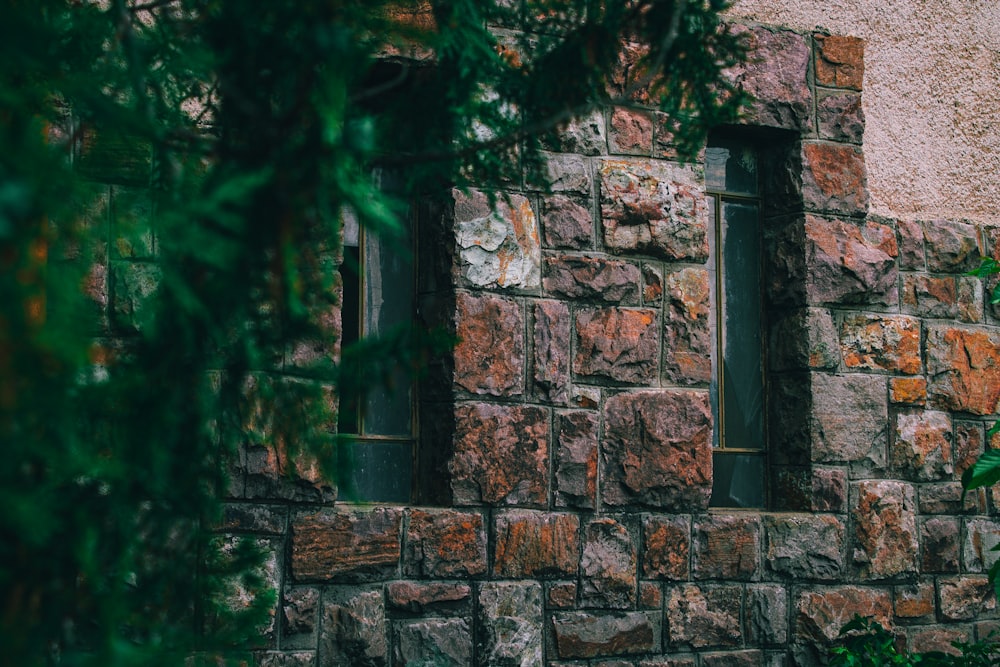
171;25;1000;667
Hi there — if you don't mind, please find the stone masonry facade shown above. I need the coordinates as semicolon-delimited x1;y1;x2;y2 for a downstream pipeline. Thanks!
192;26;1000;667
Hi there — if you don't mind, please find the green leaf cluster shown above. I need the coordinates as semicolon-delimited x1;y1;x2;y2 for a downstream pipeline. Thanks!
830;615;1000;666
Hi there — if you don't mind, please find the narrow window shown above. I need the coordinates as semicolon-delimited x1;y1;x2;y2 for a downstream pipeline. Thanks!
338;199;416;503
706;136;767;508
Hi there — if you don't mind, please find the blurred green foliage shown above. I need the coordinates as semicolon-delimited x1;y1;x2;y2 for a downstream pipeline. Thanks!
0;1;745;664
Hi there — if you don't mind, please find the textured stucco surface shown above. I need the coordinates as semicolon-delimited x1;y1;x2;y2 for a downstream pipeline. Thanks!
727;0;1000;223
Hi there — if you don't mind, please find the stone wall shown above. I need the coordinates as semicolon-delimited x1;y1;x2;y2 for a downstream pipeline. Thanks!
223;24;1000;667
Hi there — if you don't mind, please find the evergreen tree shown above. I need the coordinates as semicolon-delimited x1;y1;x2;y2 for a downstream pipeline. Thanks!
0;1;746;664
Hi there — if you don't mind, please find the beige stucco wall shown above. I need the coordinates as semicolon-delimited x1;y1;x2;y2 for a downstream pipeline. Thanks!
727;0;1000;224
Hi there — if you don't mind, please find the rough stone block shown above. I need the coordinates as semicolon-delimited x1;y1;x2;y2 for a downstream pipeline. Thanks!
923;219;980;273
852;480;919;579
768;308;839;371
817;91;864;144
810;373;888;467
804;216;896;305
574;307;659;383
533;300;571;403
450;403;549;506
541;108;607;156
291;508;401;582
727;27;812;131
320;589;386;667
938;577;996;621
812;467;848;512
894;581;936;621
543;152;592;194
663;267;712;385
599;158;708;261
639;582;663;609
453;189;540;289
602;390;713;510
493;510;579;578
454;292;525;396
801;143;868;217
542;195;593;249
954;421;984;478
921;517;960;573
551;611;658;659
385;581;471;613
642;514;691;580
554;411;599;509
403;509;487;577
692;515;761;581
902;274;982;323
259;653;315;667
814;34;864;90
909;627;970;656
581;518;637;609
764;515;844;581
548;582;577;609
891;410;954;481
795;586;891;643
840;314;920;374
890;377;928;406
395;618;472;667
918;481;983;515
926;325;1000;415
964;518;1000;574
897;219;926;270
747;585;788;645
608;107;653;156
477;581;543;667
666;584;742;649
642;263;663;304
699;651;763;667
543;255;641;303
282;587;319;643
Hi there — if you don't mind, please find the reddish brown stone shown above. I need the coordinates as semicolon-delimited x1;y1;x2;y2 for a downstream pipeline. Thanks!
801;143;868;216
642;515;691;580
581;518;637;609
454;292;524;396
574;308;659;383
642;264;663;303
852;481;919;579
923;219;981;273
551;611;658;659
795;586;891;643
599;159;708;261
897;220;926;270
385;581;471;612
726;27;812;131
909;627;969;656
926;325;1000;415
918;482;984;515
639;582;663;609
403;509;487;577
692;515;761;581
602;390;713;510
902;274;958;319
542;195;593;249
939;577;996;621
282;587;319;638
817;91;864;143
291;508;402;582
494;510;580;577
840;314;920;374
533;300;571;403
921;517;960;573
891;410;953;481
652;111;681;160
450;403;549;506
804;215;896;305
666;585;742;649
608;107;652;156
812;467;848;512
890;377;928;406
764;515;845;581
700;651;763;667
548;582;578;609
543;255;641;303
954;421;984;479
663;267;711;385
554;411;599;509
814;34;864;90
894;582;936;621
